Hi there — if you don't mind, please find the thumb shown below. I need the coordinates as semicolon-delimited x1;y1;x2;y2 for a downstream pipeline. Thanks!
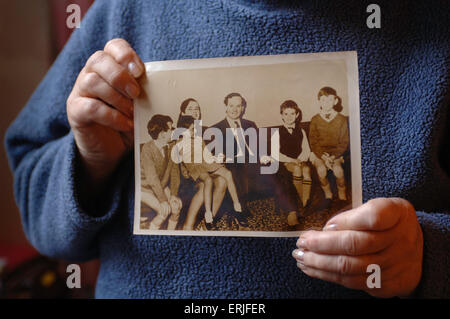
323;198;408;231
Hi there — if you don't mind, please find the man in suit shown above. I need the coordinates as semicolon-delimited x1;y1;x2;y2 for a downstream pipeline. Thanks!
211;93;260;227
141;114;182;230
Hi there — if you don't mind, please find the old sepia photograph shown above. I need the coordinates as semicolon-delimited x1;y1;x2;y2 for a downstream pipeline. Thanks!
134;51;362;237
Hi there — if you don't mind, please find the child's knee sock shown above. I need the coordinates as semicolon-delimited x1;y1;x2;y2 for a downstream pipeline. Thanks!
167;219;177;230
168;206;181;230
302;179;312;205
337;180;347;201
321;180;333;199
293;176;303;201
149;216;164;230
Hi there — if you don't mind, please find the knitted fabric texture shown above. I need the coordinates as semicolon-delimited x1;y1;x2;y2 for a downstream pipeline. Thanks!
5;0;450;298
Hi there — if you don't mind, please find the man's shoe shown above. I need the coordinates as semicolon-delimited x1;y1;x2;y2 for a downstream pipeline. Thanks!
234;213;249;228
227;210;249;228
287;223;302;231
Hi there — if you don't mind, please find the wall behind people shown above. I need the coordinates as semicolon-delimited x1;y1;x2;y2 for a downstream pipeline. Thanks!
0;0;93;244
0;0;54;245
138;59;349;143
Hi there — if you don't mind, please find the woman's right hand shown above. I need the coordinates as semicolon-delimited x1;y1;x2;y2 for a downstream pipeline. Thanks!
66;39;145;189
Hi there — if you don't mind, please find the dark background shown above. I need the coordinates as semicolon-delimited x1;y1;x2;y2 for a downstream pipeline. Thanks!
0;0;97;298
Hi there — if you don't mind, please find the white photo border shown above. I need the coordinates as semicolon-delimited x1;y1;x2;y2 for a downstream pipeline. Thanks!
133;51;362;237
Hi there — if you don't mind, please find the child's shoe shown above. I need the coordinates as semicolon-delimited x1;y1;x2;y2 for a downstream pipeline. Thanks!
205;211;213;224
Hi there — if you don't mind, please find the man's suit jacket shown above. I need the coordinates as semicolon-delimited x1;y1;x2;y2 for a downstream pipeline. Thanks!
210;118;260;204
210;118;258;162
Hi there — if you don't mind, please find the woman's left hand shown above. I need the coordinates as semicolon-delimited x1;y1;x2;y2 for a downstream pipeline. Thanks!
292;198;423;298
169;195;183;213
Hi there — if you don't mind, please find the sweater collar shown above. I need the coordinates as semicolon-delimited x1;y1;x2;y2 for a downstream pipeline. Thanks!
319;109;338;122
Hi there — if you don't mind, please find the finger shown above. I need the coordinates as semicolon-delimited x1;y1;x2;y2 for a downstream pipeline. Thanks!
104;38;145;78
119;131;134;150
161;207;167;218
297;258;405;298
85;50;140;99
77;70;134;118
297;230;394;256
68;97;133;132
292;249;384;276
296;261;367;291
164;203;171;216
323;198;409;232
176;200;182;211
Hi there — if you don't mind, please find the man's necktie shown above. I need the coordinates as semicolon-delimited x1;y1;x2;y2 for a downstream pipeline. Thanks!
233;121;254;157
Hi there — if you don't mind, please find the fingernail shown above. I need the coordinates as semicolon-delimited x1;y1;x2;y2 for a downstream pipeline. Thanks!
126;83;140;99
297;238;307;249
292;249;304;261
128;62;143;78
323;224;338;231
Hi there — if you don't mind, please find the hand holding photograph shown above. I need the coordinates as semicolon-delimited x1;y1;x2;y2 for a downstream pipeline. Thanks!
134;51;362;237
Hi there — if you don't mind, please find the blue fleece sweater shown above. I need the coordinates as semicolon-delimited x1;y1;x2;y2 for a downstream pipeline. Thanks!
5;0;450;298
